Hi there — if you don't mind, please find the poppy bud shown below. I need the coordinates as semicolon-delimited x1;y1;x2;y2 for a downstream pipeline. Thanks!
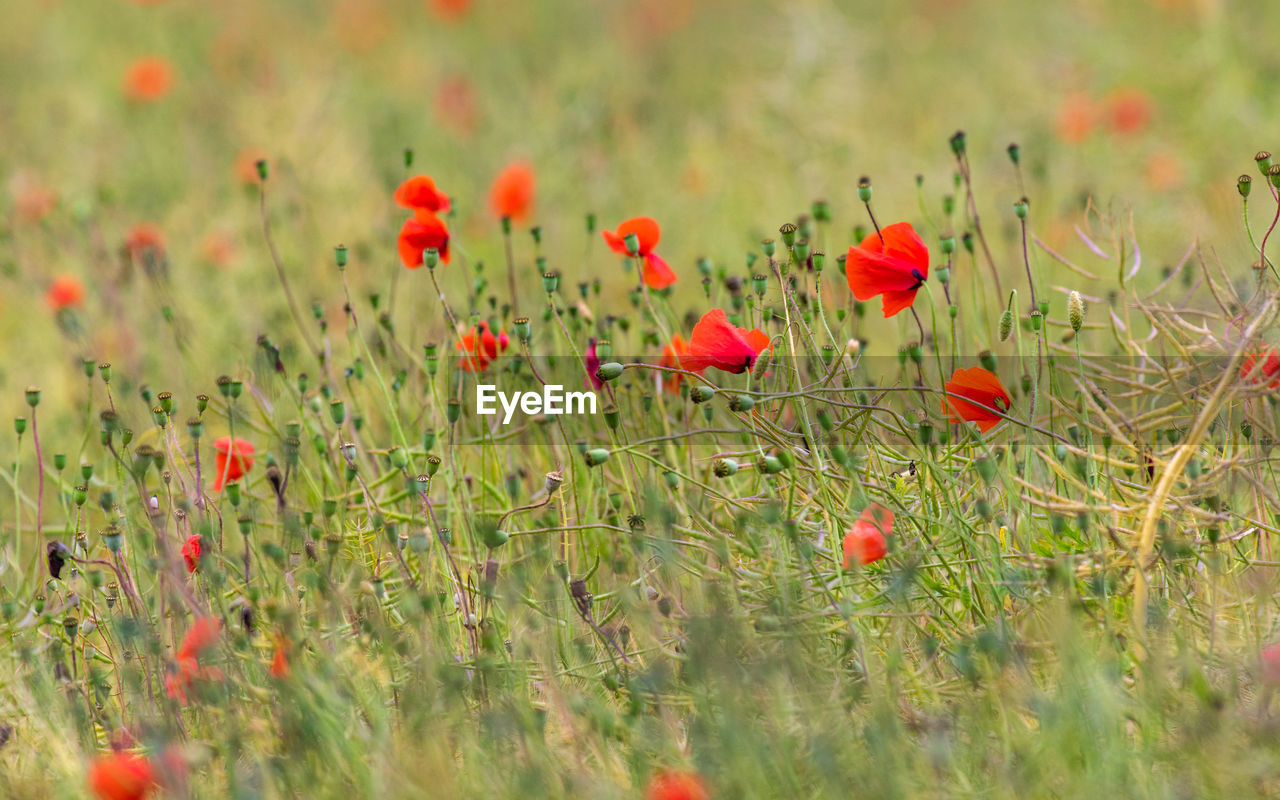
664;471;679;490
908;342;923;365
714;458;739;478
1013;197;1029;219
335;244;348;269
1021;374;1032;394
998;309;1014;342
1007;142;1021;165
542;272;559;293
583;448;610;467
1068;291;1085;332
949;130;967;156
752;344;773;380
817;409;833;431
779;223;797;248
596;362;623;382
255;159;268;181
423;247;439;269
1257;150;1273;175
696;256;713;277
857;177;872;204
1239;174;1253;198
690;385;716;404
975;456;996;484
99;362;112;384
761;239;776;258
918;421;934;446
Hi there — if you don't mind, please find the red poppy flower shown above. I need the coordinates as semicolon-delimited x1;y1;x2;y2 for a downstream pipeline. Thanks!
646;770;709;800
181;534;201;573
394;175;451;214
455;321;508;372
1263;642;1280;686
943;367;1012;433
584;338;603;390
201;230;236;267
88;751;157;800
269;632;291;678
10;170;57;223
435;75;479;136
234;148;267;185
428;0;471;19
125;223;166;262
843;503;893;569
47;275;85;310
166;617;224;705
1104;88;1152;135
489;162;535;222
845;222;929;318
397;210;451;268
1056;91;1095;143
682;309;770;374
1240;349;1280;388
602;217;678;289
212;437;255;491
659;334;690;393
124;58;174;102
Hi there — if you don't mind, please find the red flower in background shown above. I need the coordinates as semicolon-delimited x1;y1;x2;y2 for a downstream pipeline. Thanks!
125;224;166;262
47;275;85;310
680;309;769;374
584;338;603;390
944;367;1011;433
843;503;893;568
1263;642;1280;686
165;617;224;705
1241;350;1280;388
181;534;202;573
269;632;291;678
234;148;267;185
456;321;509;372
398;211;451;267
124;58;174;102
490;162;535;222
428;0;472;19
1104;87;1152;134
10;170;58;223
646;770;709;800
1056;91;1095;143
394;175;451;214
212;437;255;491
602;216;678;290
88;751;157;800
845;222;929;318
659;333;690;393
435;75;479;136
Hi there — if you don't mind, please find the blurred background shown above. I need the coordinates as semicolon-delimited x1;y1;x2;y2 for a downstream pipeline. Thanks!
0;0;1269;396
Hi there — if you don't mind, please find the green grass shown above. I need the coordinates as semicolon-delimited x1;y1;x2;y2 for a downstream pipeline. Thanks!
4;1;1280;798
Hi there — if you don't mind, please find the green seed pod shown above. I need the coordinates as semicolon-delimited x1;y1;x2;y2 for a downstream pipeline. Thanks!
949;130;966;155
482;526;510;549
73;485;88;506
664;471;679;489
758;455;785;474
1030;310;1043;331
25;387;40;407
102;526;123;554
584;448;610;467
794;239;810;263
334;244;348;269
216;375;233;397
1259;151;1274;176
1239;174;1253;198
857;177;872;204
98;362;112;384
1007;142;1021;165
388;446;409;470
226;482;242;506
329;400;346;425
423;248;440;269
690;385;716;404
713;458;739;478
729;393;755;413
979;350;997;372
152;406;167;428
603;405;620;429
752;344;773;380
541;272;560;293
623;232;640;256
1013;197;1029;219
751;273;768;296
975;456;997;484
761;239;776;258
596;362;624;382
195;393;209;414
14;417;26;436
81;462;93;481
446;400;462;424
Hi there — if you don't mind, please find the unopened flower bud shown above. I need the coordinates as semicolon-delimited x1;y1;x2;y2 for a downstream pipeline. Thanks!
1068;290;1085;333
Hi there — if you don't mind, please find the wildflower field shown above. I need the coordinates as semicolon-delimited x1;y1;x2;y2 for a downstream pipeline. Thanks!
7;0;1280;798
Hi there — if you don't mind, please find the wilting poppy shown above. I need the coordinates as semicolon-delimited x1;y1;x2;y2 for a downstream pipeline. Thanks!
212;437;255;491
1240;349;1280;388
1104;88;1152;135
124;58;174;102
602;216;678;289
394;175;451;214
842;503;893;568
397;210;451;268
584;338;603;390
88;751;157;800
944;367;1012;433
181;535;202;573
125;224;166;262
47;275;85;310
845;222;929;318
456;321;508;372
1056;91;1095;143
682;309;770;374
490;162;535;221
646;770;709;800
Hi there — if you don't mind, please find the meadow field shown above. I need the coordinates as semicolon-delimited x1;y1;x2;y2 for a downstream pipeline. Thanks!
5;0;1280;797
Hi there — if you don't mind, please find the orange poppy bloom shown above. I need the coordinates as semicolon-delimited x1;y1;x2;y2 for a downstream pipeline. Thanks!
844;222;929;318
490;162;535;221
681;309;770;374
234;148;267;185
1241;349;1280;388
181;534;201;573
125;223;166;262
944;367;1012;433
658;333;690;393
397;210;450;268
1056;91;1095;143
201;230;236;267
646;770;709;800
428;0;471;19
269;632;291;678
842;502;893;568
1104;88;1152;135
166;617;224;705
124;58;174;102
602;216;678;289
47;275;85;310
88;751;157;800
212;437;255;491
455;321;508;372
10;171;57;222
394;175;451;214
